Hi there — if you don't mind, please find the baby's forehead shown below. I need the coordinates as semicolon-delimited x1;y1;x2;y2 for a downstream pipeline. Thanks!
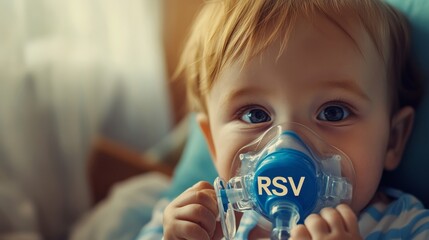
225;12;386;78
216;14;389;96
301;15;379;54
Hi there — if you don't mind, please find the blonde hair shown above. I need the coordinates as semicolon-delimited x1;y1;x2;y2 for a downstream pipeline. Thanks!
178;0;420;113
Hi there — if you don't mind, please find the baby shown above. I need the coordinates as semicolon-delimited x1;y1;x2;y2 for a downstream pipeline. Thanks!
159;0;428;239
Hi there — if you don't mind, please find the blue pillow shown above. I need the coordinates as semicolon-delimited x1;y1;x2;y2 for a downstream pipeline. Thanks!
164;115;217;200
383;0;429;207
165;0;429;206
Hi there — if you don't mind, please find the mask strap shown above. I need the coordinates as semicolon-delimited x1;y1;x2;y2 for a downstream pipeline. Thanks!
321;174;353;201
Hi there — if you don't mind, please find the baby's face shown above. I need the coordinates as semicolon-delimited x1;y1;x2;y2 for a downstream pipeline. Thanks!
200;14;391;213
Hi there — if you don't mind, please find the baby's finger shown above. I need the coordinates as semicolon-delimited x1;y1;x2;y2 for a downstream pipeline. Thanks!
289;224;311;240
336;204;360;234
174;219;210;240
191;181;216;191
304;213;330;237
172;184;218;215
212;220;224;240
175;204;217;237
320;207;346;233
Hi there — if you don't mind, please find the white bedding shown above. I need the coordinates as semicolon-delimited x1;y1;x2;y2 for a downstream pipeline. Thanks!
70;172;170;240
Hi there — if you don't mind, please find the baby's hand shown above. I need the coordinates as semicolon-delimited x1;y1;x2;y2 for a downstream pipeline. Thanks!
163;181;223;240
289;204;362;240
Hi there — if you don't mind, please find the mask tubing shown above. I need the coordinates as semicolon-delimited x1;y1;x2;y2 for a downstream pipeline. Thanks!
270;201;300;240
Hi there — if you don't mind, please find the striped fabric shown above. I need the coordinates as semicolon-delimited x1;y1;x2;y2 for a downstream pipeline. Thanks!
137;199;169;240
359;188;429;240
136;188;429;239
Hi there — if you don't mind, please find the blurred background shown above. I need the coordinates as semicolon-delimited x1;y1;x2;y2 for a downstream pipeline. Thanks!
0;0;201;239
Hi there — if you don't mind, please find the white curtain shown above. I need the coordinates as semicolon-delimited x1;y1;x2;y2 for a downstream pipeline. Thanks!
0;0;171;239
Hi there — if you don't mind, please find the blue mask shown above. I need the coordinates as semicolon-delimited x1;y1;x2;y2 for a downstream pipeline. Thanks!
214;123;355;239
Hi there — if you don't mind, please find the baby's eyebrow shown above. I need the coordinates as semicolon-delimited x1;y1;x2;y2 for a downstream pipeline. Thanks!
222;85;268;99
219;86;268;107
316;79;370;102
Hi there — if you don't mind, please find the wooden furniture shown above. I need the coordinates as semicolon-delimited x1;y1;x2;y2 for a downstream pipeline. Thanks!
88;137;176;204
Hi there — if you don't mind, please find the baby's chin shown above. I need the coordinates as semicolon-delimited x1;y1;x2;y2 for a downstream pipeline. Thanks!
350;191;389;215
347;198;363;215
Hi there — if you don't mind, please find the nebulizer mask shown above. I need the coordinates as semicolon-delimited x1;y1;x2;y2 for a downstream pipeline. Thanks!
214;123;355;239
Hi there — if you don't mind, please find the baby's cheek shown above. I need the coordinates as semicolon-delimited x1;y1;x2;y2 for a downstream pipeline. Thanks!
213;142;244;180
350;158;385;213
213;152;236;180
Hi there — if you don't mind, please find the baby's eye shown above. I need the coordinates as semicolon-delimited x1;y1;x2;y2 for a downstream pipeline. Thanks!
241;108;271;124
317;105;350;122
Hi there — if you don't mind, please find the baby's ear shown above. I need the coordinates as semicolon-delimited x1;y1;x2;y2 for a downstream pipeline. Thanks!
385;106;415;170
196;112;217;162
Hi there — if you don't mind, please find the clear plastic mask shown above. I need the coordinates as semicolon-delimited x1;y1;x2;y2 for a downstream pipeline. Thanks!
214;123;355;239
